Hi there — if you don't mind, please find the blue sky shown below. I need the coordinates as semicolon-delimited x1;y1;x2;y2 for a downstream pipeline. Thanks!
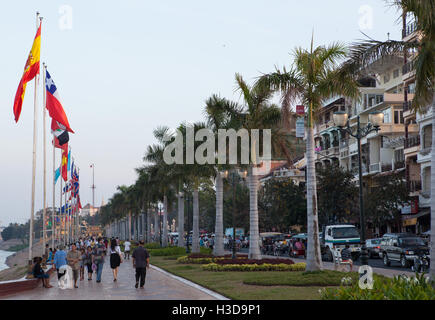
0;0;402;225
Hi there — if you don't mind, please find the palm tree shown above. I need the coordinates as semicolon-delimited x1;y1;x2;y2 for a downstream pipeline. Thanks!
204;94;246;256
257;40;360;270
347;0;435;279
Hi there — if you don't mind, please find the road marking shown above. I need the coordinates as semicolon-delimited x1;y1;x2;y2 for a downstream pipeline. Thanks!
150;265;229;300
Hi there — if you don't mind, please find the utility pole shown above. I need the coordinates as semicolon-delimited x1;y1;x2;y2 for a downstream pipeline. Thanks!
90;164;96;212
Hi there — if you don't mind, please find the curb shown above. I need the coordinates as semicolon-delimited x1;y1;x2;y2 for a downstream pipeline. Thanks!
150;264;229;300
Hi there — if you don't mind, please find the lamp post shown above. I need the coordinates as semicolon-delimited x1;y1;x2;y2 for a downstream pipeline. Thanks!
158;203;163;247
333;111;384;266
185;194;191;254
223;169;248;259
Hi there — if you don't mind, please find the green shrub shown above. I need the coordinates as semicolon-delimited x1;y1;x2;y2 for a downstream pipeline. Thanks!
199;247;213;255
150;247;187;256
321;273;435;300
201;262;306;272
145;242;163;249
177;256;215;264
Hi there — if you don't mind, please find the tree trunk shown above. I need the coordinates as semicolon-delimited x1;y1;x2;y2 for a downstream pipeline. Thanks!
192;188;200;253
163;195;168;247
128;211;132;241
146;208;152;243
177;193;185;247
213;172;224;256
429;93;435;281
306;125;323;271
248;166;261;259
154;209;160;244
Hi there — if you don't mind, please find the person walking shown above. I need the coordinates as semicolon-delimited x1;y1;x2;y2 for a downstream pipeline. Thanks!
67;243;81;288
124;239;131;260
93;237;106;283
132;240;149;289
53;245;68;279
84;246;94;281
109;238;122;282
79;248;86;281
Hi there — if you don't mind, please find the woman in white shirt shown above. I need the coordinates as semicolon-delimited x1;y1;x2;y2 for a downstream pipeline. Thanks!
109;238;123;281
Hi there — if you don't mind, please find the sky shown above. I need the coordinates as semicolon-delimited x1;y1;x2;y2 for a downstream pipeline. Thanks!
0;0;403;225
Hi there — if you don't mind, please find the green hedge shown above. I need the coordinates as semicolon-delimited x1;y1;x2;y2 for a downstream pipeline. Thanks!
321;273;435;300
149;247;187;256
201;262;306;272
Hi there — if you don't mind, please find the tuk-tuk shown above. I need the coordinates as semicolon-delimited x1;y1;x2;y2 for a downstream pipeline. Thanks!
260;232;283;255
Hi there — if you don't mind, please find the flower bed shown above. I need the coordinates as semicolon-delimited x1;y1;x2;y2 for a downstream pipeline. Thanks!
177;253;249;264
215;258;294;265
202;262;306;272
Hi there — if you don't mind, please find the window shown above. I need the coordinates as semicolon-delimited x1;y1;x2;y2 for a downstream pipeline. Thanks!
393;69;400;78
394;110;404;124
384;74;390;83
423;125;432;148
395;149;404;162
383;109;390;123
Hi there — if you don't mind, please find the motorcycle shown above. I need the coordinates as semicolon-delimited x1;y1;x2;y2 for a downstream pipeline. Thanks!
412;253;430;273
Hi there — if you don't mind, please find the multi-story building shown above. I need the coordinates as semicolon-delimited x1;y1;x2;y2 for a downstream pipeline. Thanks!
402;12;431;234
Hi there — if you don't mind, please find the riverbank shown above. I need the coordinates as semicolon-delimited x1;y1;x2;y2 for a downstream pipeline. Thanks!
0;240;44;281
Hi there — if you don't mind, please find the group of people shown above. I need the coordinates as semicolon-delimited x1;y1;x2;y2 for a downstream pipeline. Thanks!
33;236;150;290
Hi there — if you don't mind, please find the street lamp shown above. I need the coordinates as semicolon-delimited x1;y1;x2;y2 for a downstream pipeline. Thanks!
223;169;248;259
333;111;384;266
185;194;191;254
158;203;163;247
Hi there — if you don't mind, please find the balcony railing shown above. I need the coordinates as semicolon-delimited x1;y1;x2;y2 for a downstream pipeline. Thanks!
402;20;418;38
370;163;380;173
404;135;420;149
381;163;393;172
408;180;422;193
394;161;405;169
403;101;411;112
402;60;415;76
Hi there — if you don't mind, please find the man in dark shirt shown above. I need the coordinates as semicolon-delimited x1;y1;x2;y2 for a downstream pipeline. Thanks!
340;245;353;271
132;240;149;289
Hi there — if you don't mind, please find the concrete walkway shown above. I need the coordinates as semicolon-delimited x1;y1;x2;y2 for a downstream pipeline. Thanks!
2;256;220;300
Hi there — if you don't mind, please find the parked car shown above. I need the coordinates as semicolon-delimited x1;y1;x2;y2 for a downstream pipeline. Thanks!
380;233;429;268
365;238;382;258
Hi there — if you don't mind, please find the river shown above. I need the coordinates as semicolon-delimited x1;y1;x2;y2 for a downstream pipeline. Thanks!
0;250;14;272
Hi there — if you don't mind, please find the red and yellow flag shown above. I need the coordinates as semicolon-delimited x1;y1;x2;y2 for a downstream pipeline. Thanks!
61;146;68;182
13;22;42;122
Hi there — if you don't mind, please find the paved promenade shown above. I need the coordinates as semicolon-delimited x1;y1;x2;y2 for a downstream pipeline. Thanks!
2;257;220;300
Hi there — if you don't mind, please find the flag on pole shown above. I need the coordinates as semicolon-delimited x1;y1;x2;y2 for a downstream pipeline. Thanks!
61;147;68;181
13;22;41;122
52;119;69;146
45;70;74;133
54;167;61;184
67;150;71;173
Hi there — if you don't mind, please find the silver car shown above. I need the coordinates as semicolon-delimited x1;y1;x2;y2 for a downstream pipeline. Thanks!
366;238;382;258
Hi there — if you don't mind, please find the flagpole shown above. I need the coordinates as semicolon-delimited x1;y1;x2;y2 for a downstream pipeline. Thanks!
52;138;55;249
60;149;63;246
28;12;41;266
42;63;47;257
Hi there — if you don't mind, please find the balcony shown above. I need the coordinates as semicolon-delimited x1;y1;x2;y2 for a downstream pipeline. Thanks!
419;191;431;208
369;163;380;173
384;93;414;105
402;60;416;80
402;20;418;39
404;135;420;149
408;180;422;193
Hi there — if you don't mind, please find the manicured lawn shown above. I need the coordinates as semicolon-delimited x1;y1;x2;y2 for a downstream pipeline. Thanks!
150;256;350;300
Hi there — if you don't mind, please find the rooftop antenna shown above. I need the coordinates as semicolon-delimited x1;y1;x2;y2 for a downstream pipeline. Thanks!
387;32;390;40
